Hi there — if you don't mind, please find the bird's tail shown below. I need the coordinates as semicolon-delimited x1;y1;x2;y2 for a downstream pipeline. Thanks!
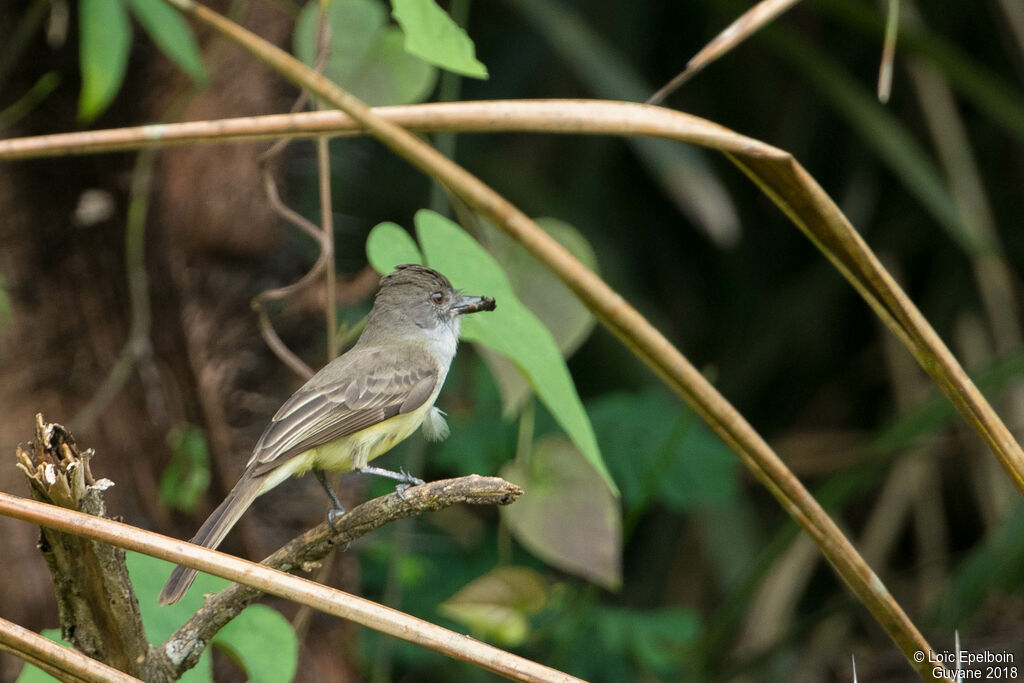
158;478;262;606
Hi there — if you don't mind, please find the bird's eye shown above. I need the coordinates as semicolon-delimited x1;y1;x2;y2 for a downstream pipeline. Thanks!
430;291;444;305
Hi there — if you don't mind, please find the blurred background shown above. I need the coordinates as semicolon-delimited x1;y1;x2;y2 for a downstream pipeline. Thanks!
1;0;1023;681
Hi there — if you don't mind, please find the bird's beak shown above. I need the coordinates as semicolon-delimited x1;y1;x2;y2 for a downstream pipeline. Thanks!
452;294;496;315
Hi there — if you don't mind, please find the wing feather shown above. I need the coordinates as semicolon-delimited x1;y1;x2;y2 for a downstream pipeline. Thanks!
247;345;439;476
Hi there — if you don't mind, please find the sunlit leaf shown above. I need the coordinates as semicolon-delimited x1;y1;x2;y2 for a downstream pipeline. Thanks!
364;221;424;267
501;435;622;589
438;566;548;646
126;0;207;83
391;0;488;78
78;0;132;122
415;210;614;493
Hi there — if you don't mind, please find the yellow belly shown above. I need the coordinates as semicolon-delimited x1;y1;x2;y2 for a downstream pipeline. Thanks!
257;402;433;493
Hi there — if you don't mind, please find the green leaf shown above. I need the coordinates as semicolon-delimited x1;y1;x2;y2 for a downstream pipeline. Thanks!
126;0;207;83
416;210;615;494
391;0;488;79
78;0;132;122
476;216;598;416
294;0;438;106
438;566;548;646
364;221;425;269
160;423;212;512
501;435;622;589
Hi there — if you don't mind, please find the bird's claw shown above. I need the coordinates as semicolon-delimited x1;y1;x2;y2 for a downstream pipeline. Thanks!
327;506;346;530
398;468;425;487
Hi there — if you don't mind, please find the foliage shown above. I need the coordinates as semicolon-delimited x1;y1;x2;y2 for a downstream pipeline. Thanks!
391;0;488;79
294;0;437;106
77;0;206;122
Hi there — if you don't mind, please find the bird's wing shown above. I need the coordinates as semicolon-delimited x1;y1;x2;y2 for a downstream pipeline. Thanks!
246;345;438;476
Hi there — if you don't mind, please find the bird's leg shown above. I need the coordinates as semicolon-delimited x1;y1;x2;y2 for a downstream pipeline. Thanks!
314;469;346;527
355;465;425;501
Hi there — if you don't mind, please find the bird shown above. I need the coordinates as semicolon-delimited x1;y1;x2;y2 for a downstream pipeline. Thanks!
159;264;496;605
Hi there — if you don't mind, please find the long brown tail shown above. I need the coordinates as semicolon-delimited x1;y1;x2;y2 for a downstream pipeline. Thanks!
158;477;262;606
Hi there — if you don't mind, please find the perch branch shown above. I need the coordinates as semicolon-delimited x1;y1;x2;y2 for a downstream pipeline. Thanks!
156;475;524;677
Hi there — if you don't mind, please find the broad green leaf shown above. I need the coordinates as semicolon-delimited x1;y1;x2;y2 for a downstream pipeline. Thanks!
127;0;208;83
587;390;738;511
414;210;615;494
364;221;424;268
348;29;438;107
477;216;598;416
294;0;437;106
160;423;211;512
391;0;488;79
438;566;548;646
78;0;132;122
501;435;621;589
364;211;615;493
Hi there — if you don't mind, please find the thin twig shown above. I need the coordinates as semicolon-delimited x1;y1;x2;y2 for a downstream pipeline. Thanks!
646;0;803;104
250;1;337;377
313;2;338;360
